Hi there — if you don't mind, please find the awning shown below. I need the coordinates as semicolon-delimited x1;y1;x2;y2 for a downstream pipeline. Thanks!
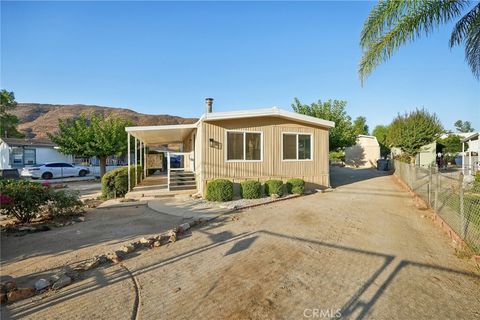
125;123;197;145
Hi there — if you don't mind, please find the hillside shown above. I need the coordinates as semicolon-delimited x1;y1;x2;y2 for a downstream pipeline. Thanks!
10;103;198;139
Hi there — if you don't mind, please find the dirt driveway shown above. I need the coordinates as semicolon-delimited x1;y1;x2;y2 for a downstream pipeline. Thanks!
2;167;480;319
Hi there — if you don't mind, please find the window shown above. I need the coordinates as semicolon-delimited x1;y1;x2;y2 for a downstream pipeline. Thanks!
226;131;262;161
11;147;23;164
282;133;312;160
24;149;36;165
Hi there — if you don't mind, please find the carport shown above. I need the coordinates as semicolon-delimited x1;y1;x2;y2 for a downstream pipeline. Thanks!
125;123;198;193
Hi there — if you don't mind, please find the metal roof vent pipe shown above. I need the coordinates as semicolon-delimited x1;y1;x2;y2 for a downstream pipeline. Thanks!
205;97;214;113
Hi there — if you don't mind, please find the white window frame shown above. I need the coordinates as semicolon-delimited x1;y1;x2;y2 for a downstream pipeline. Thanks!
225;130;263;162
281;132;313;161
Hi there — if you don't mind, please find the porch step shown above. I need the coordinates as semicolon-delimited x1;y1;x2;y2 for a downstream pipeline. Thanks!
169;171;196;190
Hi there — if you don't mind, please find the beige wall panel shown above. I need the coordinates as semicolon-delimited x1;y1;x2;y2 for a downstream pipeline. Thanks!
200;117;330;191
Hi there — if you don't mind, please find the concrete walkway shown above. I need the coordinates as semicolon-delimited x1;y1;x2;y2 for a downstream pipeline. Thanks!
147;196;230;220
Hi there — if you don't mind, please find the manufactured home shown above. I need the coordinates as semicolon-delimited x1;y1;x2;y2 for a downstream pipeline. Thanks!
125;98;335;196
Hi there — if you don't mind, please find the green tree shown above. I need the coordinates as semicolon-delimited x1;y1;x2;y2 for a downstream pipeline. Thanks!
49;114;132;177
0;89;24;138
438;134;462;154
372;124;391;157
292;98;356;151
386;108;443;161
359;1;480;84
353;116;369;136
454;120;475;133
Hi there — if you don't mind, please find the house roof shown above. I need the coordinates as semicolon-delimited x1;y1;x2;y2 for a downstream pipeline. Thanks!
201;107;335;128
461;132;479;143
125;107;335;145
0;138;56;148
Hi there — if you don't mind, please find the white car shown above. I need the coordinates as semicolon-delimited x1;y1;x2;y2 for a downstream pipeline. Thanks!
21;163;90;180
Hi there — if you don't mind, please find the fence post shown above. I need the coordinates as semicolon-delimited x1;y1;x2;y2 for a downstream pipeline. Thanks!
434;169;438;212
427;166;433;207
459;173;465;239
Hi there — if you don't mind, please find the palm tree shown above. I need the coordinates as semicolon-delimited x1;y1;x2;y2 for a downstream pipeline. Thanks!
359;0;480;84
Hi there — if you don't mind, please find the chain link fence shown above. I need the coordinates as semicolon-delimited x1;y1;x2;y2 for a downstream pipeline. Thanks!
393;160;480;253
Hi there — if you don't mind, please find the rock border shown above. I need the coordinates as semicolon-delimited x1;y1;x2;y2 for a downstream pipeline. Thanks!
0;218;206;305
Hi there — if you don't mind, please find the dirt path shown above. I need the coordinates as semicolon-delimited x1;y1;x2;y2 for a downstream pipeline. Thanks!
2;167;479;319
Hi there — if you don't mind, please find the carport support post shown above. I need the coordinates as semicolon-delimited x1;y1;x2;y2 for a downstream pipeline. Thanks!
134;137;138;186
144;144;147;178
139;140;143;180
167;151;171;191
127;133;131;191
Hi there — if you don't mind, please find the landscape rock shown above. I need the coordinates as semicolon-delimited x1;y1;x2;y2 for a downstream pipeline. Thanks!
73;216;85;222
167;230;177;243
119;244;135;254
2;281;16;293
191;192;202;200
74;259;100;271
52;275;72;290
34;279;50;291
107;251;123;264
139;237;153;246
7;288;35;302
94;254;109;265
153;240;161;247
177;223;190;233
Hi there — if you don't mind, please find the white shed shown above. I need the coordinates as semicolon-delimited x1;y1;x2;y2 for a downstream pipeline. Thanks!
345;135;381;168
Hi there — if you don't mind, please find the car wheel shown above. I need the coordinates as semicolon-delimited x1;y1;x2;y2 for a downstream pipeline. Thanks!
79;170;87;177
42;172;53;180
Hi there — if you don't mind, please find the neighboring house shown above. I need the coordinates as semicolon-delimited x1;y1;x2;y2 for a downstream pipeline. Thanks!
125;99;335;195
0;138;73;170
345;135;380;168
415;141;437;167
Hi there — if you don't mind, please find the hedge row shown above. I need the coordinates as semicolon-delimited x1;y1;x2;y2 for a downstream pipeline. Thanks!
101;165;143;199
206;178;305;202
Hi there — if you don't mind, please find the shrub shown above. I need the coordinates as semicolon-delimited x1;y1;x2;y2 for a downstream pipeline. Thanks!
240;180;262;199
206;179;234;202
0;180;83;223
102;165;142;199
264;179;283;196
0;180;49;223
286;178;305;195
46;189;84;217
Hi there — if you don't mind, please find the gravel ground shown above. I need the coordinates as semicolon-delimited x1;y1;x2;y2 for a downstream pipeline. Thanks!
2;167;479;319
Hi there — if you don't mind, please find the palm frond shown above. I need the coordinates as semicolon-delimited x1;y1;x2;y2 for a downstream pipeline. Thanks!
359;0;467;85
360;0;410;49
450;3;480;79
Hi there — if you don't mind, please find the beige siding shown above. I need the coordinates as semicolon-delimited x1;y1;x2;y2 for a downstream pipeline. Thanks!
200;117;330;192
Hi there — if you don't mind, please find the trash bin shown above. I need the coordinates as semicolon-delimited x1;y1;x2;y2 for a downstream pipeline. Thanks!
377;159;389;171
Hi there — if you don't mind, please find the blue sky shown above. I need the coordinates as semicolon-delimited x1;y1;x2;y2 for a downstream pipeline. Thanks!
1;1;479;131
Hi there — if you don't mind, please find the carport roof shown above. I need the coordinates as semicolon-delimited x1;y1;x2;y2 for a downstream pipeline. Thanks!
125;123;198;145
